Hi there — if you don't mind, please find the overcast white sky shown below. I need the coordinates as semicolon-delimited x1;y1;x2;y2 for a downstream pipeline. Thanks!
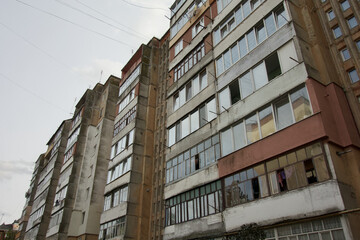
0;0;173;224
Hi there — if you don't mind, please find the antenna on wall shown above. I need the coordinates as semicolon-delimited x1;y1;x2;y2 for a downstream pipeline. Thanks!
69;97;77;116
99;70;103;83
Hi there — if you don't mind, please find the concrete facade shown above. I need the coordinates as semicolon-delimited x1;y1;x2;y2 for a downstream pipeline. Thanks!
23;120;71;240
163;0;360;239
45;77;119;240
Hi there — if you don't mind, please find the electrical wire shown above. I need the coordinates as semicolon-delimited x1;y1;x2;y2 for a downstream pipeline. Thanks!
120;0;169;12
14;0;136;49
74;0;149;39
0;72;69;114
54;0;148;41
0;21;72;71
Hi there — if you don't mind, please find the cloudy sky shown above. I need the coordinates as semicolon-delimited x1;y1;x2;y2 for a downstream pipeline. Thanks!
0;0;173;224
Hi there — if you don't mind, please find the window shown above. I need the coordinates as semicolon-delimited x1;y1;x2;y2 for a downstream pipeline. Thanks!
225;143;329;208
118;88;136;114
332;26;342;39
356;40;360;51
225;164;268;207
66;127;80;149
327;10;335;21
174;43;205;82
192;18;204;38
348;69;360;83
119;64;140;96
217;0;232;13
220;85;311;155
265;216;346;240
340;0;350;11
103;185;128;211
265;52;281;80
165;181;222;226
215;4;287;76
340;48;351;61
347;16;358;29
175;40;183;56
173;70;207;111
168;98;217;146
220;52;281;112
166;134;220;183
98;217;126;240
107;156;132;184
110;129;135;159
114;106;137;137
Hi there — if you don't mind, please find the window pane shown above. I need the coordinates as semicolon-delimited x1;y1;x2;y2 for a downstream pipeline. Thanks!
333;26;342;38
224;50;231;70
235;6;243;24
169;126;176;146
199;106;207;127
276;6;287;28
174;93;180;111
290;87;312;122
186;82;192;101
240;72;253;98
233;121;246;150
242;0;251;18
200;71;207;90
213;29;220;45
259;106;275;138
179;88;186;106
181;117;190;138
341;0;350;11
207;98;217;121
256;22;266;44
221;129;233;156
247;29;256;51
245;113;260;144
265;13;276;36
275;97;293;130
259;175;269;197
239;37;248;58
269;171;279;194
219;88;231;112
327;10;335;21
190;111;200;133
216;57;224;75
231;44;240;63
347;16;358;29
341;48;351;61
253;62;268;90
193;75;200;95
348;69;360;83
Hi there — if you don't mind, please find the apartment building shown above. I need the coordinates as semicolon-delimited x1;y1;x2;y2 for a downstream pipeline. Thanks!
17;155;44;240
98;37;169;240
22;121;71;240
45;77;119;240
164;0;360;239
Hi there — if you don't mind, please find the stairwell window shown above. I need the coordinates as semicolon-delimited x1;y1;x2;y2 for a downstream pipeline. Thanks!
332;26;342;39
347;16;358;29
340;0;350;11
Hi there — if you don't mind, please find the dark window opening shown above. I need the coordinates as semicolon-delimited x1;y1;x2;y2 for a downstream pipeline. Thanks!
229;80;241;104
305;159;318;184
252;178;260;199
277;169;287;192
265;52;281;80
195;154;200;170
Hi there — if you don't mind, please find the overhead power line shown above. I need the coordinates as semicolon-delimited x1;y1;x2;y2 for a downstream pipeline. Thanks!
0;21;72;71
14;0;136;49
74;0;149;39
120;0;169;12
0;72;69;114
54;0;148;41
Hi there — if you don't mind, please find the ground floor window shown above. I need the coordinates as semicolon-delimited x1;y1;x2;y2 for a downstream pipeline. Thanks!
264;216;346;240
